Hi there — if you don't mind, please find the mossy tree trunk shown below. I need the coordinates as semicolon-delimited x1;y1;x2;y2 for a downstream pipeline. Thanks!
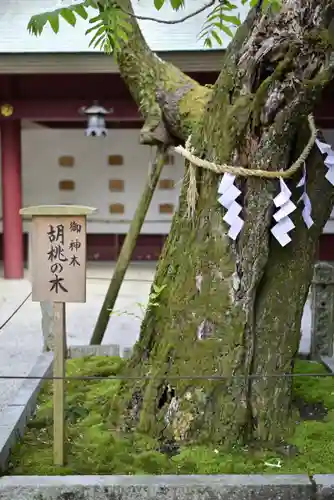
110;0;334;448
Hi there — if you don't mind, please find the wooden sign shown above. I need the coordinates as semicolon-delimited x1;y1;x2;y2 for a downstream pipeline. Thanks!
31;215;86;303
19;205;96;302
20;204;96;467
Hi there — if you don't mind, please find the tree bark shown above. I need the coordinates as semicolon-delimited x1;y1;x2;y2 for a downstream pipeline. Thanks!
109;0;334;449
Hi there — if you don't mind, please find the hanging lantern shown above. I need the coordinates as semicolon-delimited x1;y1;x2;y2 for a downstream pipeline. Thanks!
79;101;113;137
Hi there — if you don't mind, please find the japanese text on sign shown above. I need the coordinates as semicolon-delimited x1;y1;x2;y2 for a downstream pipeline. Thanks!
31;215;86;303
47;221;82;294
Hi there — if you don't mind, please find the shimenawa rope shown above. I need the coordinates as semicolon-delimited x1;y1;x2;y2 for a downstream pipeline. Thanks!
174;114;317;217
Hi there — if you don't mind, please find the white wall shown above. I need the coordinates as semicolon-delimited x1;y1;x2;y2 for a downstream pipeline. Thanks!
17;128;185;235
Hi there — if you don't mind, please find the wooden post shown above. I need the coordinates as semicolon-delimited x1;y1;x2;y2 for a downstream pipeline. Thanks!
19;204;97;466
28;227;33;278
53;301;66;465
1;120;24;279
89;145;167;346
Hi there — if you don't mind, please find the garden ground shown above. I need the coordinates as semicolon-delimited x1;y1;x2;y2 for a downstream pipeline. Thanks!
6;356;334;476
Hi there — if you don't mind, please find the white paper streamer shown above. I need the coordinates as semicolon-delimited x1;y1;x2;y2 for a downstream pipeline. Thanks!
271;178;296;247
315;138;334;187
297;165;314;229
324;151;334;186
215;134;332;248
315;139;332;155
218;173;244;240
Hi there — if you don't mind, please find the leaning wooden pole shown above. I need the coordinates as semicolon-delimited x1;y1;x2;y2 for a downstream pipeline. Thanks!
90;145;168;345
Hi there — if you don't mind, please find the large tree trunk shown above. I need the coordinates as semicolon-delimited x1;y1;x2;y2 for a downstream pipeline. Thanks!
110;0;334;449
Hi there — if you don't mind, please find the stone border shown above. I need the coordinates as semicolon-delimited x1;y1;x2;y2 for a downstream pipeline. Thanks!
320;355;334;373
0;474;317;499
0;352;53;472
67;344;133;359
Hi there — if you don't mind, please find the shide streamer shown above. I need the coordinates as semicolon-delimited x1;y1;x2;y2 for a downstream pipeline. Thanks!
175;115;334;247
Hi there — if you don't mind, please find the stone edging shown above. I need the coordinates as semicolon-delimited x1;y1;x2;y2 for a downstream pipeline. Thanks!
1;474;334;499
67;344;133;359
0;352;53;472
321;355;334;374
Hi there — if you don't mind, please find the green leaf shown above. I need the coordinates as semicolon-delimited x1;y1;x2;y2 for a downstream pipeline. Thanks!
85;21;104;35
220;14;241;25
221;1;237;10
90;33;106;49
218;23;234;37
204;38;213;48
48;13;60;34
207;8;239;24
84;0;99;7
27;13;48;35
117;18;133;32
211;30;223;46
198;30;209;40
60;8;77;27
27;2;91;36
89;14;101;24
152;284;166;294
169;0;185;10
89;25;106;44
116;27;130;41
73;4;89;19
154;0;165;10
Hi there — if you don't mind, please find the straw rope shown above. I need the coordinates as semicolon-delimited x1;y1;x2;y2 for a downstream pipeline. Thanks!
174;114;317;217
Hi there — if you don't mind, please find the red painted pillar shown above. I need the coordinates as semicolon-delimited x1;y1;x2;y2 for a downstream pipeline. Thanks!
1;120;23;279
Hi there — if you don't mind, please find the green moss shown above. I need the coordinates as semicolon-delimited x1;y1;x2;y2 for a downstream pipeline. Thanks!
303;68;333;94
5;356;334;476
178;85;212;134
304;28;334;51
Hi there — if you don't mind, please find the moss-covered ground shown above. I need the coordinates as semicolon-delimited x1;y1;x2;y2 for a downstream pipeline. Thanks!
5;356;334;475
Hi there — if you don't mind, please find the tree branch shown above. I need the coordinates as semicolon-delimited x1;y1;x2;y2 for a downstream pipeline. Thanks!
110;0;212;145
117;0;215;25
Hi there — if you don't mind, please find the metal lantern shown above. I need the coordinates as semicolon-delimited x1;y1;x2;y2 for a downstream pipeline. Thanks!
79;101;113;137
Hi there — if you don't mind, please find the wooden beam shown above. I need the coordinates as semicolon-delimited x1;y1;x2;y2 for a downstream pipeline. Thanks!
315;117;334;128
0;99;140;121
315;98;334;126
33;120;143;129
